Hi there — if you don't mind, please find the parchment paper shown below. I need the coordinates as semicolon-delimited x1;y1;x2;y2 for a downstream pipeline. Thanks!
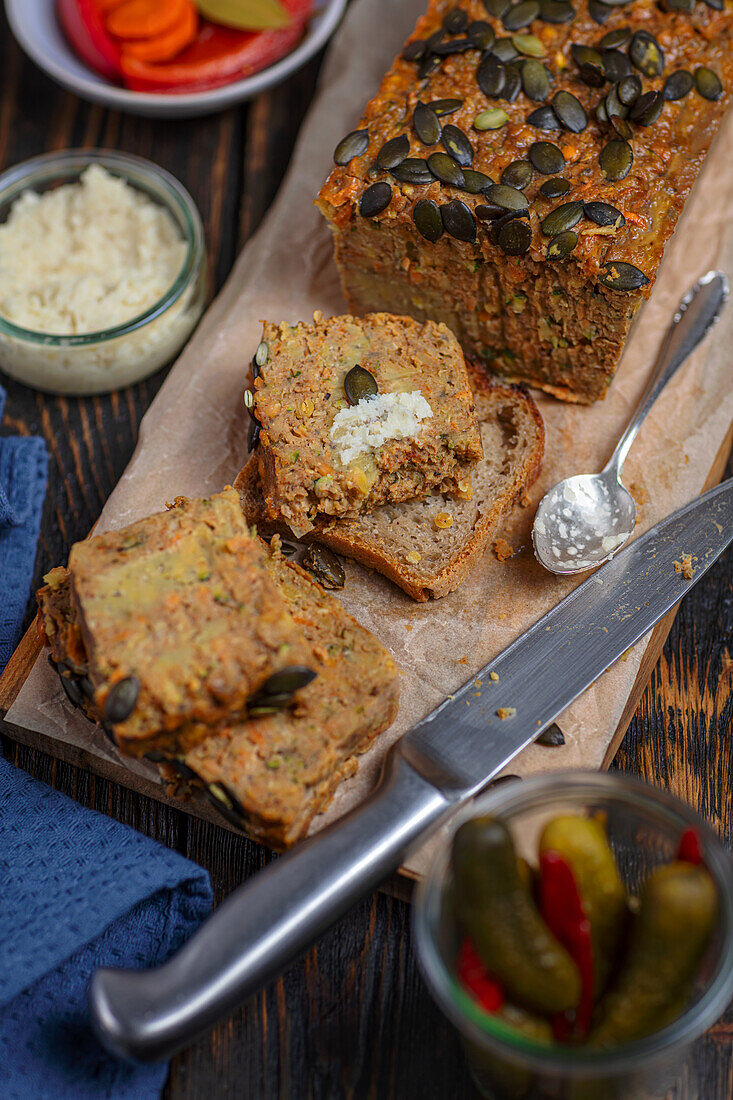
7;0;733;877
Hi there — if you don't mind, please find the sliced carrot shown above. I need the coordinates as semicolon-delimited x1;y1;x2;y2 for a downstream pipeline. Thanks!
106;0;187;39
121;1;198;61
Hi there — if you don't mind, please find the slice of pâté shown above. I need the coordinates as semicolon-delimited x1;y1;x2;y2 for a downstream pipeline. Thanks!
62;488;312;754
251;311;483;536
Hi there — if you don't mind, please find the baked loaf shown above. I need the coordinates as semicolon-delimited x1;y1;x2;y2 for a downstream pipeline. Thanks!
317;0;731;402
238;368;545;600
251;311;483;535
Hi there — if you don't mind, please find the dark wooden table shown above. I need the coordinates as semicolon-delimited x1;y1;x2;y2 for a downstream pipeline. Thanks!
1;10;731;1098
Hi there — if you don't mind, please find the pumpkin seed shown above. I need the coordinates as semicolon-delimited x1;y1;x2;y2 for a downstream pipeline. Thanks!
441;199;477;242
599;138;632;181
443;6;469;32
662;70;693;101
334;129;369;165
104;676;140;724
425;29;446;50
579;61;606;87
629;89;663;126
503;64;523;101
475;202;506;221
474;107;510;130
539;0;575;22
243;387;254;409
598;261;650;291
483;0;510;16
547;229;578;259
418;53;441;79
255;340;269;367
467;20;495;48
258;666;317;697
344;364;378;404
247;419;260;452
413;198;444;241
390;158;433;184
617;74;641;105
588;0;611;21
279;541;298;557
602;48;631;83
205;783;249;829
599;27;630;49
462;168;494;192
442;124;474;166
526;104;562;129
571;43;602;68
584;200;625;227
629;30;663;78
529;140;565;174
540;200;583;235
512;32;545;57
503;0;540;30
476;53;506;97
430;97;464;116
694;67;723;101
501;159;534;189
402;39;426;62
484;182;529;212
59;670;83;708
596;98;609;125
414;101;442;145
80;675;94;698
522;59;551;100
605;82;628;118
539;176;571;197
498;218;532;255
702;0;724;8
490;209;529;244
302;544;346;589
610;114;633;141
433;37;474;55
427;151;466;188
492;37;519;62
552;89;587;132
537;723;566;746
662;0;694;11
359;181;393;216
376;134;410;170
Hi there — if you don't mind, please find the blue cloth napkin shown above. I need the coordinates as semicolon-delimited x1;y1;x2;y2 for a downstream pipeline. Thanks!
0;756;214;1099
0;383;49;672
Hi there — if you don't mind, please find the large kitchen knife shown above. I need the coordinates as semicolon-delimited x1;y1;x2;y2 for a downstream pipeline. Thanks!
90;479;733;1062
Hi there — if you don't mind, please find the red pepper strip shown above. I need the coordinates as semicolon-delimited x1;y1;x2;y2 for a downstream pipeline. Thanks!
56;0;123;81
118;0;312;94
539;850;594;1041
457;938;505;1014
677;827;704;865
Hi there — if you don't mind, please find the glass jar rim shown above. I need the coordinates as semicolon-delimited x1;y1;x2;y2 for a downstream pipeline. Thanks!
0;149;204;346
413;770;733;1076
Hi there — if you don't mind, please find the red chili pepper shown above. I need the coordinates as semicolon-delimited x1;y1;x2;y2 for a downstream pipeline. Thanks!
56;0;123;81
539;850;594;1040
677;827;704;865
457;938;505;1014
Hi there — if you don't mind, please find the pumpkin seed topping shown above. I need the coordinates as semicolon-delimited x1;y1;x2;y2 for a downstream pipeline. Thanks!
302;544;345;589
477;53;507;97
540;176;571;198
599;139;633;181
484;183;529;212
467;20;496;48
503;65;523;102
537;723;566;746
258;666;317;699
344;365;378;405
443;6;469;33
547;229;578;259
598;261;650;291
588;0;611;21
243;388;254;409
255;340;269;368
441;199;477;242
522;59;551;101
483;0;510;16
492;37;519;63
539;0;575;22
662;70;693;101
617;74;642;106
376;134;410;170
462;168;494;193
527;105;562;130
417;53;441;79
694;67;723;102
402;39;426;62
629;31;664;78
584;200;625;227
414;101;442;145
433;37;475;56
359;181;393;217
105;676;140;724
428;151;466;188
498;219;532;255
599;27;630;49
334;129;369;166
474;108;510;130
441;124;474;166
503;0;540;31
529;140;565;175
629;90;663;126
501;160;534;189
571;43;602;69
429;98;464;116
413;198;444;241
540;200;583;236
552;89;587;132
602;48;631;83
610;114;633;141
579;61;606;88
247;420;260;452
512;33;545;57
390;158;433;185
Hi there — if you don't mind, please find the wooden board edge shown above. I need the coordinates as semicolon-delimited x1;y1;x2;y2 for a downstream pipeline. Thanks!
0;619;42;718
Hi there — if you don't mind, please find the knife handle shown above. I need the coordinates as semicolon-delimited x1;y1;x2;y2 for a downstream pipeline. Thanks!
89;746;452;1063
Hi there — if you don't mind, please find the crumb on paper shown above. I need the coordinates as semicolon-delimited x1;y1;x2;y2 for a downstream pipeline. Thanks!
489;671;499;682
715;523;722;534
494;537;514;562
405;623;413;632
674;553;694;580
499;612;507;620
455;656;468;664
497;707;516;719
520;491;532;508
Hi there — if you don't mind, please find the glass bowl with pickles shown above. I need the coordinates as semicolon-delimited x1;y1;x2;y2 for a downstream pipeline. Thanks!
413;772;733;1100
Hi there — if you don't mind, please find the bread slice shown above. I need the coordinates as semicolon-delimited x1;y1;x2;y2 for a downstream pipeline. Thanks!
236;369;544;601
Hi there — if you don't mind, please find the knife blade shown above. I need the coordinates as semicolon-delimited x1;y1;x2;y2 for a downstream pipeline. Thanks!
89;479;733;1063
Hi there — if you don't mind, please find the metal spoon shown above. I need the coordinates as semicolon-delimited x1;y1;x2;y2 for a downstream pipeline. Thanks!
532;270;729;575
